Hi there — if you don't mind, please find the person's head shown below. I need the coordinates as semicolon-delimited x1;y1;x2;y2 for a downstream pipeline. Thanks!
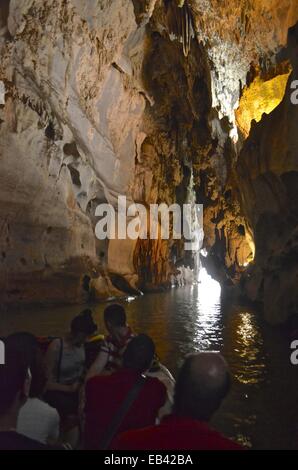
104;304;126;336
0;339;31;421
173;352;231;422
5;332;46;398
70;309;97;345
123;334;155;372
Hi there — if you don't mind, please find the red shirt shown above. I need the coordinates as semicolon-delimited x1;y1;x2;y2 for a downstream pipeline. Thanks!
84;368;167;450
112;414;244;450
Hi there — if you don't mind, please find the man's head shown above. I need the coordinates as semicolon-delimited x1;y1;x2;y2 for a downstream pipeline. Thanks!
0;339;31;419
123;334;155;372
173;352;231;422
70;309;97;345
104;304;126;336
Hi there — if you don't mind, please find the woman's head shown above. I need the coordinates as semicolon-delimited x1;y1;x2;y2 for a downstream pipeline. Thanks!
70;309;97;345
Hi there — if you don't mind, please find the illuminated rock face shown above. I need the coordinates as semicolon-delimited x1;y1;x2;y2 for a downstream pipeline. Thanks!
190;0;298;123
237;25;298;324
235;64;292;137
0;0;297;313
0;0;145;304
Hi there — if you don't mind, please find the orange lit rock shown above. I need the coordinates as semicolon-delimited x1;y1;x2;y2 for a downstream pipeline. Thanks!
235;65;292;137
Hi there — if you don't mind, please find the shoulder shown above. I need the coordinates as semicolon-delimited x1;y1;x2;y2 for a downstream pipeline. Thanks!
144;376;167;402
146;375;167;392
48;338;62;353
147;367;175;393
86;374;108;391
21;398;59;420
39;399;60;419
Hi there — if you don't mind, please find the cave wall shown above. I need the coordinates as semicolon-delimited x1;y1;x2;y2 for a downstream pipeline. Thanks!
190;0;298;123
237;25;298;324
0;0;147;304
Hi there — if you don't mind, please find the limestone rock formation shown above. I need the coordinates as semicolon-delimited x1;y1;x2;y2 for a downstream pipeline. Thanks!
0;0;145;304
0;0;297;321
190;0;298;124
237;24;298;324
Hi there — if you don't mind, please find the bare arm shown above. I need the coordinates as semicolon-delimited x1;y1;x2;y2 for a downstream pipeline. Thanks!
45;339;79;393
85;349;109;382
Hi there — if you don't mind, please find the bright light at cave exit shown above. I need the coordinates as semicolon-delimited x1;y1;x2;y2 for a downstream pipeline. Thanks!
198;267;221;306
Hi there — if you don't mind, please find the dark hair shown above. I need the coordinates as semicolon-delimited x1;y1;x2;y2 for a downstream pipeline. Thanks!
5;332;46;398
123;334;155;372
0;339;29;415
71;309;97;336
173;355;231;421
5;332;37;366
104;304;126;328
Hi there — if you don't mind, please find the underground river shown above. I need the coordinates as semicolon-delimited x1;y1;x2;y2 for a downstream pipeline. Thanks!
1;272;297;450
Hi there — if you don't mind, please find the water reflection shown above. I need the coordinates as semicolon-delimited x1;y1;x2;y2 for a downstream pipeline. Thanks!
226;311;266;385
1;282;297;448
195;268;222;351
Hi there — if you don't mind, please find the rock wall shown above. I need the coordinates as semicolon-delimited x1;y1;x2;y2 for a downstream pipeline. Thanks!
237;24;298;324
0;0;297;317
0;0;146;304
190;0;298;124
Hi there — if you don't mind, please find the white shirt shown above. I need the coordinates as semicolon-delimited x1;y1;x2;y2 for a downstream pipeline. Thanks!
17;398;60;445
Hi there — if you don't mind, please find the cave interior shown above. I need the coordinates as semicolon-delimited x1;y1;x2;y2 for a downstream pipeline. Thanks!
0;0;297;326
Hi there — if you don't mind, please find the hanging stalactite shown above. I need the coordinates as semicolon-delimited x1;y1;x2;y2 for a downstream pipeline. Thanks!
166;1;194;57
182;2;191;57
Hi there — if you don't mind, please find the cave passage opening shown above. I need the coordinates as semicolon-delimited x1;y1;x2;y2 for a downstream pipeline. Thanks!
198;266;221;309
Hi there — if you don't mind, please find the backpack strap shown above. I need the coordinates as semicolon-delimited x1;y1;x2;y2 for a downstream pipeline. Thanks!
98;374;147;450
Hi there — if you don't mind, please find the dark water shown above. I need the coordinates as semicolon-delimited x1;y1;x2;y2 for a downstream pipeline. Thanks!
1;282;298;449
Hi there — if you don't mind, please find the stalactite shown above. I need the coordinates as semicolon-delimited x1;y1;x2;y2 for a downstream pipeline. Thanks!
166;1;194;57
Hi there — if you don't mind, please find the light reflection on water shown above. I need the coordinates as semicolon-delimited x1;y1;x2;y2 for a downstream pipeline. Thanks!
232;312;266;385
1;282;297;449
194;268;222;351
